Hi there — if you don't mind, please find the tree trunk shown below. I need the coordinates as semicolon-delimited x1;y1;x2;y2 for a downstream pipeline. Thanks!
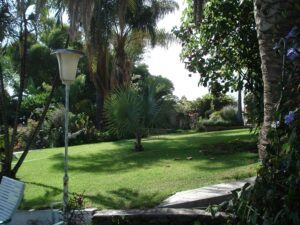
116;36;130;86
11;75;59;177
0;62;11;177
1;9;28;177
95;91;104;130
134;132;143;152
237;89;244;125
194;0;206;24
254;0;300;160
86;42;111;130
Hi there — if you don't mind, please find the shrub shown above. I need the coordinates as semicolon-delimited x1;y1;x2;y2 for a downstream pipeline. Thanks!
198;119;231;127
209;111;222;120
15;119;37;151
212;95;236;111
220;106;238;123
94;130;121;142
197;119;231;131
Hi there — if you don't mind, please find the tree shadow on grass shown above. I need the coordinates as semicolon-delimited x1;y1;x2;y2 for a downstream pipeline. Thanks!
21;181;62;209
21;181;159;210
84;188;160;209
48;132;257;175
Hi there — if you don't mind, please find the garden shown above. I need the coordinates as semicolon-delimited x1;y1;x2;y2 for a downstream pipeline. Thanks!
0;0;300;225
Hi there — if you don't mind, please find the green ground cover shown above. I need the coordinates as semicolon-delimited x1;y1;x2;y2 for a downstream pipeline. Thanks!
17;129;259;210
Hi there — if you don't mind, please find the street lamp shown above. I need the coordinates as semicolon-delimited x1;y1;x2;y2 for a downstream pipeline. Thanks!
53;49;83;224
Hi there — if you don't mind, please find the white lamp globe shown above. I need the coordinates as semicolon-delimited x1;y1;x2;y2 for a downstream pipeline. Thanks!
53;49;84;85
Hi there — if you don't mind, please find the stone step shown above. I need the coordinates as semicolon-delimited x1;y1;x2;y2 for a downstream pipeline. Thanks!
92;208;230;225
158;177;256;209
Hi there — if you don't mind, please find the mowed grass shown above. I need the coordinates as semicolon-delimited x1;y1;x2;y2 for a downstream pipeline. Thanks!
16;129;259;210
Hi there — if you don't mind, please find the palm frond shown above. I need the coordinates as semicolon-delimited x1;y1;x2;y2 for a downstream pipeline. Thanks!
35;0;47;20
151;0;179;19
147;28;177;48
104;87;143;137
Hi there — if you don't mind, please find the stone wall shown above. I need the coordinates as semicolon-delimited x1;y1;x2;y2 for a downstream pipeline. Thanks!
92;208;232;225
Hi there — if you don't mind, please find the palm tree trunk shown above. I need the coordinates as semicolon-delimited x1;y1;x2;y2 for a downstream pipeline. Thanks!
86;42;111;130
95;91;104;129
116;36;130;86
254;0;300;160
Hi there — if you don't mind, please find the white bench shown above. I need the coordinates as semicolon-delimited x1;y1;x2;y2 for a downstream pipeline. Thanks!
0;176;25;224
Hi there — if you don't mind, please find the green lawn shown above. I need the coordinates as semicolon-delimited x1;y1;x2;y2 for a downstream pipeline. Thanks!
16;129;259;210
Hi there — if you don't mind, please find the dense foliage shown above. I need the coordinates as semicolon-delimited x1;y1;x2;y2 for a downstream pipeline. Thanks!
174;0;263;126
210;27;300;225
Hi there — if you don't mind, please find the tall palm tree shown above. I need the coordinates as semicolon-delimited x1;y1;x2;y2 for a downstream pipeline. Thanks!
112;0;178;85
63;0;178;128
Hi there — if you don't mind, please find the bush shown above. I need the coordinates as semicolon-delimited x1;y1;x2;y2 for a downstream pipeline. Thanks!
94;130;120;142
212;95;236;111
220;106;238;123
209;111;222;120
197;119;231;131
198;119;231;127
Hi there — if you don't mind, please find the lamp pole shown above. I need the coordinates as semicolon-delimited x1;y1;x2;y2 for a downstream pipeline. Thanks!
63;84;70;224
52;49;83;225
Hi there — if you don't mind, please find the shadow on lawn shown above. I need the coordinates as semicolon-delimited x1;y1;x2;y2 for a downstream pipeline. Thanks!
48;131;257;175
22;181;159;210
84;188;160;209
21;181;62;209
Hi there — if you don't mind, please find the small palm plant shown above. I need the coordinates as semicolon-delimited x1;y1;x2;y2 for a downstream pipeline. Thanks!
104;78;167;151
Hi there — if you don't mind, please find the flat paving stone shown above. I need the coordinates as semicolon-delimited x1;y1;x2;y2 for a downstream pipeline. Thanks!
158;177;256;208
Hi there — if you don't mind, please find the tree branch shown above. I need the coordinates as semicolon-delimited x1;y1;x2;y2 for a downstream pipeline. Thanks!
12;74;60;176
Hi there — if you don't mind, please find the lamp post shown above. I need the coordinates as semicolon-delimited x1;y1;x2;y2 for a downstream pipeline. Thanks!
53;49;83;224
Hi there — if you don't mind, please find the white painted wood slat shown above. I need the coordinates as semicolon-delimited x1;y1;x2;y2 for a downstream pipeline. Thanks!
0;177;25;222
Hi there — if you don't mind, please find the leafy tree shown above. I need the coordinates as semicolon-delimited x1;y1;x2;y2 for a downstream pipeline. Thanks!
132;63;151;80
190;94;235;118
0;0;74;177
175;0;262;93
174;0;262;126
0;0;53;177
